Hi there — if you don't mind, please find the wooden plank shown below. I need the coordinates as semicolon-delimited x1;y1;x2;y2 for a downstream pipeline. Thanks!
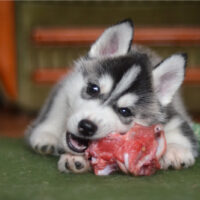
32;27;200;46
32;67;200;85
0;1;17;99
184;68;200;85
32;68;70;84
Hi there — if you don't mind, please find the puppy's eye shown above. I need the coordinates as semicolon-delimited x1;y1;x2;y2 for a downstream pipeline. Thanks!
86;83;100;97
118;107;132;117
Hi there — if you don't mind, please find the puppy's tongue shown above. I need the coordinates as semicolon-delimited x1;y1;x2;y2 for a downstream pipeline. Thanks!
67;132;89;152
70;136;86;151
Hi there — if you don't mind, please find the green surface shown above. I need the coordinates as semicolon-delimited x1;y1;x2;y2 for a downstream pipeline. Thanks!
0;138;200;200
193;123;200;141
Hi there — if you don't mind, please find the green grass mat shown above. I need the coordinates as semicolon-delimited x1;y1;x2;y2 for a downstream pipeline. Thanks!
0;138;200;200
193;123;200;141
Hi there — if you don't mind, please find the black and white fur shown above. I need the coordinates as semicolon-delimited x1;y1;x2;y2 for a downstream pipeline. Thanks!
25;19;199;173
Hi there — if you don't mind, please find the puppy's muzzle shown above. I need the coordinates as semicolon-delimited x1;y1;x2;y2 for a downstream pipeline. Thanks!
78;119;97;137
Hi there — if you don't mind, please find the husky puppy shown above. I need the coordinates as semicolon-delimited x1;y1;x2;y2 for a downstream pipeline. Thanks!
25;19;198;173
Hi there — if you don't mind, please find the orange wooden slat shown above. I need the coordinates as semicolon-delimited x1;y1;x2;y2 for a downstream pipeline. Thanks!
32;68;69;84
184;68;200;84
0;1;17;99
32;68;200;85
32;27;200;45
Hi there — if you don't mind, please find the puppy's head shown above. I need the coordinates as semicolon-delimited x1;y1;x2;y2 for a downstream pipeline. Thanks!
63;19;187;154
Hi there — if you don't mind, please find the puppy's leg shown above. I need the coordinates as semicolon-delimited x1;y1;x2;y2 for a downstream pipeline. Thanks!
58;154;91;173
160;119;198;170
160;144;195;170
26;123;65;156
25;81;68;156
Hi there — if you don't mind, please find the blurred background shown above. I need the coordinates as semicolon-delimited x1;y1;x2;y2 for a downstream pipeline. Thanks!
0;0;200;137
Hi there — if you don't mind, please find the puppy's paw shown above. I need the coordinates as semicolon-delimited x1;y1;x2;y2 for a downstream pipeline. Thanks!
30;133;63;156
58;154;91;173
160;143;195;170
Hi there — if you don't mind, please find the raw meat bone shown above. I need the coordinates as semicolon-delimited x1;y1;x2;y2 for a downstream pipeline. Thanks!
85;123;166;176
116;124;166;176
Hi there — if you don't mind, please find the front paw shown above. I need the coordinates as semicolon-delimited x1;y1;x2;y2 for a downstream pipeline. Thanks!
58;154;91;173
160;143;195;170
29;133;64;156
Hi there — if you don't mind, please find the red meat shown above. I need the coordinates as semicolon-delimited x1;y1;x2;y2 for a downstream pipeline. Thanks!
85;123;166;176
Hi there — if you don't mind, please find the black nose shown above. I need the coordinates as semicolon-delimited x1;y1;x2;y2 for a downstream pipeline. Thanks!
78;119;97;137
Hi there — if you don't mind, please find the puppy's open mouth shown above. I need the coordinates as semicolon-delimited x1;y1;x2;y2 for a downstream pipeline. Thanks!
66;132;89;153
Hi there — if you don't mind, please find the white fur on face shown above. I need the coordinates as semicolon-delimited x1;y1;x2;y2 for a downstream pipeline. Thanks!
117;93;139;108
66;100;132;140
62;71;86;114
60;63;133;141
153;54;186;106
106;65;141;104
64;65;140;140
89;21;133;58
99;74;114;94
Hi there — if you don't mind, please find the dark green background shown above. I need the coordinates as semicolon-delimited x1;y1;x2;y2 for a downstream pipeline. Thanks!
0;138;200;200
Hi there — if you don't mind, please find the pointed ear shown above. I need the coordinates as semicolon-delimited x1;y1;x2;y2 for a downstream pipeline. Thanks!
153;53;187;106
88;19;134;58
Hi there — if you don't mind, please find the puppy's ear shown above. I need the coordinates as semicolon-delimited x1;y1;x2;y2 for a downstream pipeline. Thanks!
153;53;187;106
88;19;134;58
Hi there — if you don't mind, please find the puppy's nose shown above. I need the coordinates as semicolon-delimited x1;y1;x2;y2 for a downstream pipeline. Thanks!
78;119;97;137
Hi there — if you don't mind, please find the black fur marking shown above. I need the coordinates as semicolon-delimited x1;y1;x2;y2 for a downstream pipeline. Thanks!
81;53;152;105
116;18;134;28
86;53;159;125
99;53;151;102
181;122;199;156
125;56;153;106
162;104;178;124
101;53;154;120
181;53;188;76
162;104;198;156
